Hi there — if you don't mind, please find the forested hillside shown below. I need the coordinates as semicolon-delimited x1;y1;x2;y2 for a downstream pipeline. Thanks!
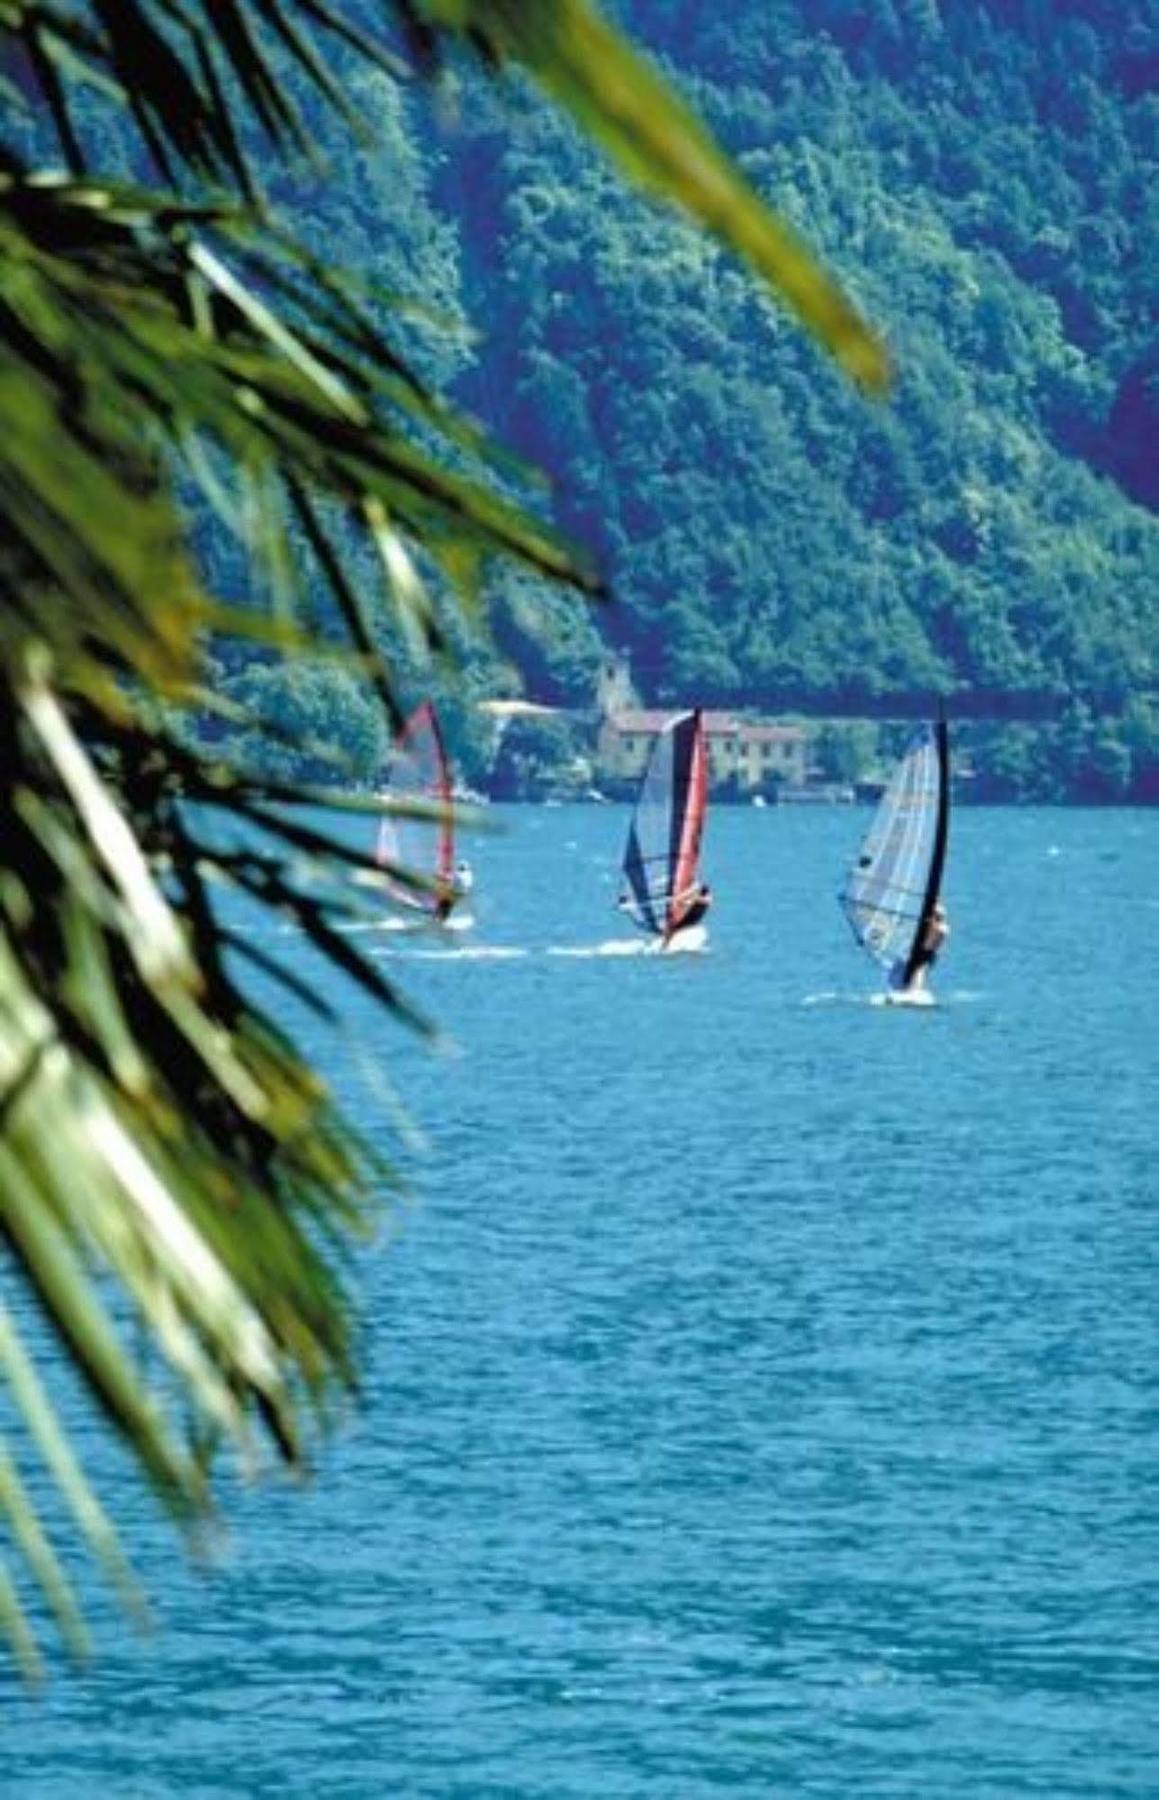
425;0;1157;799
166;2;1159;799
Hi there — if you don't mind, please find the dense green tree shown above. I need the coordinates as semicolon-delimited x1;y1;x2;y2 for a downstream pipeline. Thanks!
436;1;1156;799
813;721;879;785
489;713;586;800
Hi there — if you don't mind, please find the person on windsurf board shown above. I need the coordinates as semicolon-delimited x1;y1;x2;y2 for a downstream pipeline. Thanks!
617;875;712;951
434;859;474;925
888;898;949;998
662;880;713;949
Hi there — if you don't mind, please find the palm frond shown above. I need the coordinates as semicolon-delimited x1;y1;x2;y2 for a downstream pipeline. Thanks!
0;650;401;1666
0;0;891;1676
0;172;601;679
3;1;886;387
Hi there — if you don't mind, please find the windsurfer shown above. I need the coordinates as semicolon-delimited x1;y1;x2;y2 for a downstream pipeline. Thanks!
434;859;473;924
664;880;712;945
893;899;949;993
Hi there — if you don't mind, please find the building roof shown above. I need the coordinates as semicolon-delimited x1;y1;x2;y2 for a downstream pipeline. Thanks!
737;722;806;744
605;710;805;742
606;709;686;733
479;698;563;718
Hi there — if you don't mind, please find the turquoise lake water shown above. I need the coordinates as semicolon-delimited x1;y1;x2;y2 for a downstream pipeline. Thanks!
5;804;1157;1796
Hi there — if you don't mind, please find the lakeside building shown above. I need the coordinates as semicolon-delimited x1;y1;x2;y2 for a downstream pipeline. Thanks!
596;708;809;794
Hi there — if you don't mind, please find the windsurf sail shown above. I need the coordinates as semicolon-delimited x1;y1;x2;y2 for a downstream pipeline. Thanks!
621;709;709;937
376;702;454;913
839;719;949;986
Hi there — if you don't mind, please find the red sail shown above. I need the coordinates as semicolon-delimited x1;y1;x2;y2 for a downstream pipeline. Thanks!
667;710;708;933
376;702;454;911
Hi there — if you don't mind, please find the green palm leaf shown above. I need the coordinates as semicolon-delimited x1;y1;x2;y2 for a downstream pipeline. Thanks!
0;0;890;1675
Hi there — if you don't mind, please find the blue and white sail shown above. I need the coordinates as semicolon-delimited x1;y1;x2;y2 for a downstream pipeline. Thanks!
840;721;949;987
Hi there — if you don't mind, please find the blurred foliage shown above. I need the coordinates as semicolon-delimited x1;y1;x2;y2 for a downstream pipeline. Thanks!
1;0;887;1676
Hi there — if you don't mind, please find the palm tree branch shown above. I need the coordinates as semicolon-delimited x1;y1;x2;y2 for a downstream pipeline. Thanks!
0;1448;90;1660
